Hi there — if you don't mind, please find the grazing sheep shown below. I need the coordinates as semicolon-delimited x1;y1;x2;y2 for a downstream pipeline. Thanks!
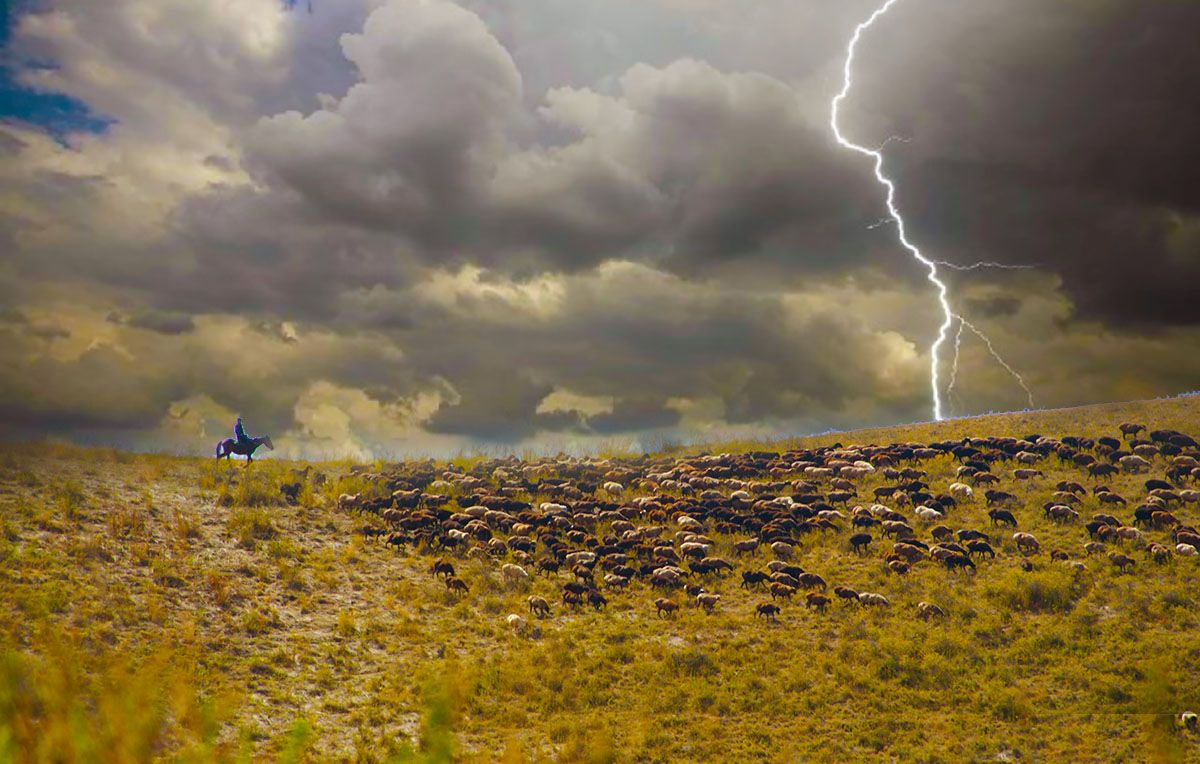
966;540;995;560
430;559;456;579
1179;712;1198;731
948;482;974;501
988;509;1018;528
770;541;795;561
798;573;827;591
849;533;872;555
527;596;551;618
888;560;910;575
833;586;860;604
1109;552;1136;573
445;577;469;596
858;592;890;607
1013;532;1040;555
1084;542;1106;557
770;583;797;601
805;593;830;613
916;602;946;622
506;613;531;635
914;506;944;523
655;598;679;618
501;563;530;585
741;570;769;589
734;538;760;555
1013;469;1043;481
1118;455;1151;473
696;593;721;613
756;603;781;621
1176;543;1198;557
1119;423;1146;439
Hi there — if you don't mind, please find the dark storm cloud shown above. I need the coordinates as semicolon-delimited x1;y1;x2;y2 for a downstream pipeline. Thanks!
109;309;196;335
845;0;1200;325
2;0;1198;454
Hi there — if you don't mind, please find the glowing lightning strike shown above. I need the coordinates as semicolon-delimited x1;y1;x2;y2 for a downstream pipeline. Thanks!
945;317;966;412
932;260;1036;271
831;0;1032;420
831;0;953;421
957;317;1036;410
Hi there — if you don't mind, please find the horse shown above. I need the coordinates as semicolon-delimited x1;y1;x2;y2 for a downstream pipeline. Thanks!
215;435;274;465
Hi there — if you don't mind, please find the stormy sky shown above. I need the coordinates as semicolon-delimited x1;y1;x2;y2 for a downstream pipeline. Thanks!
1;0;1198;458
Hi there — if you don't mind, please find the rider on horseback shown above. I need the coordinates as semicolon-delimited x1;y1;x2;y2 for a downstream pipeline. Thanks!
234;416;253;448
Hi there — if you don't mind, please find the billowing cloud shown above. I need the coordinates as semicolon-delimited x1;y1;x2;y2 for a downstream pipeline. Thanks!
0;0;1197;457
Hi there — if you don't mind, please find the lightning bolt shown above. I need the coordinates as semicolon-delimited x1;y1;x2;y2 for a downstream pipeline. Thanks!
957;316;1036;410
933;260;1036;271
831;0;1032;421
945;317;966;413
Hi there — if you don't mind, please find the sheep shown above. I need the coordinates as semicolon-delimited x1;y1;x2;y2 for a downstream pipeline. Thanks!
527;595;551;618
887;560;910;575
798;573;827;591
696;593;721;613
1109;552;1136;573
733;538;760;555
445;576;469;596
916;602;946;621
1084;542;1106;557
849;533;872;555
564;551;597;567
914;506;944;523
501;563;530;585
1118;455;1151;473
833;586;860;604
741;570;769;589
805;593;830;613
966;540;995;560
1046;505;1079;524
770;541;795;561
430;559;456;579
1176;543;1198;557
858;592;890;607
756;603;781;621
988;509;1018;528
770;583;797;601
1013;532;1040;555
1179;712;1198;731
1013;469;1043;481
602;481;624;495
948;482;974;501
654;598;679;618
506;613;532;636
1119;422;1146;439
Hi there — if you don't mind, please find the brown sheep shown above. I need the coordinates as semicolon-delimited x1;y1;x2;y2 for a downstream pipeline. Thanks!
655;598;679;618
916;602;946;621
770;583;797;601
833;585;860;604
445;576;469;596
527;595;551;618
805;592;830;613
430;559;455;579
756;603;781;621
798;573;827;591
1109;552;1136;573
888;560;910;575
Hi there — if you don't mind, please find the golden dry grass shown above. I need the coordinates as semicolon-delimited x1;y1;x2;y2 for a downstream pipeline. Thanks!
1;396;1199;762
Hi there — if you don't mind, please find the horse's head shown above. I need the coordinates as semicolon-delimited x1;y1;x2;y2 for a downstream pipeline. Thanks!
259;435;275;451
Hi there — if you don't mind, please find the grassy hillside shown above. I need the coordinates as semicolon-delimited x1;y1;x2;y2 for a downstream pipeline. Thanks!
2;396;1200;762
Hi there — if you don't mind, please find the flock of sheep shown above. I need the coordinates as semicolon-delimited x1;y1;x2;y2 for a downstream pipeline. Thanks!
333;423;1200;637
